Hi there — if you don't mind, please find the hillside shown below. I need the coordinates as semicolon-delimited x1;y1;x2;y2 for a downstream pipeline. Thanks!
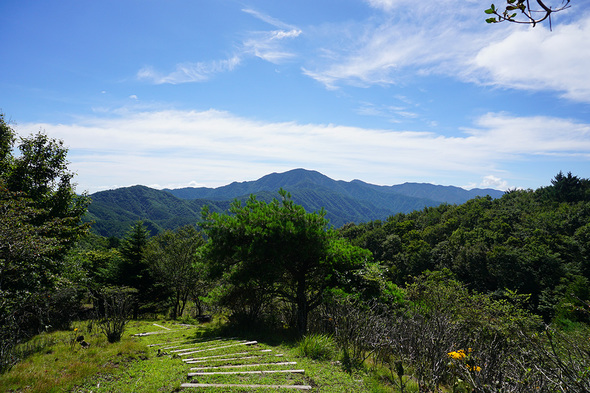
86;169;503;237
85;185;231;237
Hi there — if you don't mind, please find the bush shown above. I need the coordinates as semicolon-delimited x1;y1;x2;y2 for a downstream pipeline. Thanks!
297;334;336;360
94;286;136;343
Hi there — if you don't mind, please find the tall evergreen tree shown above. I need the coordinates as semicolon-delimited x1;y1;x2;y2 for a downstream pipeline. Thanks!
117;221;152;318
0;113;89;370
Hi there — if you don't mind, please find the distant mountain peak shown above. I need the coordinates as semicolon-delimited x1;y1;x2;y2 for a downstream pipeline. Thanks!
87;169;504;237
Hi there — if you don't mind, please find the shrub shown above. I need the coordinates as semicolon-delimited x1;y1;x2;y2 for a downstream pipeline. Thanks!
297;334;336;360
94;286;136;343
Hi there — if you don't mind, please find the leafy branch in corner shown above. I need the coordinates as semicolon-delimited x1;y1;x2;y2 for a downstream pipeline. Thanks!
485;0;571;28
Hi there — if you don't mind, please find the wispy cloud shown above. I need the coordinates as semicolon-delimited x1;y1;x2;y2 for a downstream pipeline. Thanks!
355;101;420;123
18;109;590;193
243;28;302;63
302;1;590;102
138;9;300;84
301;1;497;89
137;56;242;84
242;8;298;30
363;0;399;12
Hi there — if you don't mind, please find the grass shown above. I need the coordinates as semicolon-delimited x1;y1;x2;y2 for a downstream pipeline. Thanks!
0;322;148;393
296;334;336;361
0;319;396;392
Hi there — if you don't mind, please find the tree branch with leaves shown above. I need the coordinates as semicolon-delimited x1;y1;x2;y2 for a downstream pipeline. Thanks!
485;0;571;28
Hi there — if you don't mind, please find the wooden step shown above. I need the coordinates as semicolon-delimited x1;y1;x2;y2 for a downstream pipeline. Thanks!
188;369;305;376
182;349;271;362
190;361;297;370
170;340;247;353
181;383;312;390
184;353;284;364
179;341;258;356
133;330;184;336
162;337;229;350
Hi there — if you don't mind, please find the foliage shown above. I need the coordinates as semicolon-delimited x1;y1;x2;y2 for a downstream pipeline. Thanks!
0;113;89;372
202;189;370;335
321;296;391;371
116;221;161;318
143;225;208;319
315;270;590;392
94;286;137;343
340;172;590;322
485;0;571;27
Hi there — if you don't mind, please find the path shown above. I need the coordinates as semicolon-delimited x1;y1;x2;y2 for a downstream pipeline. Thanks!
137;324;313;390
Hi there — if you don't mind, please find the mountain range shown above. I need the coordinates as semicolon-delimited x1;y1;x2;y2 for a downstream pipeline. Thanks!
85;169;504;237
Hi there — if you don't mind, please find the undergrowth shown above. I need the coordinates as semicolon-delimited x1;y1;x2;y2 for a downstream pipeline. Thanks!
0;322;147;393
0;319;399;392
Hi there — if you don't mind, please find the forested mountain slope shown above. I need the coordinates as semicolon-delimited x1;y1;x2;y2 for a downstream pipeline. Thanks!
86;169;503;237
85;185;230;237
340;172;590;321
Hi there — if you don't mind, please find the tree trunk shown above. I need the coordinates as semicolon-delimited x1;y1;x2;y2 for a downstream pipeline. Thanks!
296;277;308;336
172;291;180;320
179;290;189;318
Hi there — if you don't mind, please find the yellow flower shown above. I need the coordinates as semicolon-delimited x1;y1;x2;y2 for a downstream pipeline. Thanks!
74;328;78;332
447;350;467;360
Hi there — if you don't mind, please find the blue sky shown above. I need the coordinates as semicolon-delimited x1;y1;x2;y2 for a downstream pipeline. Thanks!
2;0;589;194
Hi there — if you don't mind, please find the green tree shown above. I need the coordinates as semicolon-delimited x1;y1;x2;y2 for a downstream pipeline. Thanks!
144;226;207;319
0;113;89;370
0;114;15;177
548;171;589;203
202;190;369;335
62;234;122;299
3;127;89;249
117;221;152;318
0;113;89;298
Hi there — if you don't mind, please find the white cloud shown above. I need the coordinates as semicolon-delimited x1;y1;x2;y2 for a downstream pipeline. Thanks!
137;56;242;84
138;9;300;84
242;8;298;30
355;102;419;122
465;112;590;156
17;109;590;193
480;175;509;190
472;15;590;102
243;29;302;63
301;1;499;88
301;1;590;102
